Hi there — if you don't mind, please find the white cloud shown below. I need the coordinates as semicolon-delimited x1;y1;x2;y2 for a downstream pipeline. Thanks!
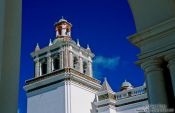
93;56;120;79
93;56;120;69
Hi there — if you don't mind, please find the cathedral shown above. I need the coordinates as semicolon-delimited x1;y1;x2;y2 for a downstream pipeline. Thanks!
24;18;149;113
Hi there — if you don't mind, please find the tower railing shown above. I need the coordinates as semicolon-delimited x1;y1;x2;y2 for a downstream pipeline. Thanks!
115;86;147;100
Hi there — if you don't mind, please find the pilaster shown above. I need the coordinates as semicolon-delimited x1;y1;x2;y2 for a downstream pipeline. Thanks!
79;52;83;73
69;51;73;68
88;61;92;77
47;52;52;73
64;46;69;68
34;57;40;77
60;50;64;69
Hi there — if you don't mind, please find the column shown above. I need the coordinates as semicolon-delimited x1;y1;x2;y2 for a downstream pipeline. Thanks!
60;50;64;69
79;57;83;73
61;28;66;36
0;0;22;112
39;62;42;76
88;61;93;77
47;53;52;73
51;58;53;71
88;56;93;77
69;51;73;68
34;58;40;77
141;59;169;108
165;54;175;97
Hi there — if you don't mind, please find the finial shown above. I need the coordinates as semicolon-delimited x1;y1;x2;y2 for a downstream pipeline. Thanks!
35;43;40;51
58;16;67;23
87;44;89;49
77;39;80;47
87;44;91;50
143;81;146;87
49;39;52;46
104;77;107;82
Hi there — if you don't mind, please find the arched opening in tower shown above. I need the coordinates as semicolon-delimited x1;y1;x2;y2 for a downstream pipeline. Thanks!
73;56;79;70
53;58;60;71
41;61;47;75
83;61;88;74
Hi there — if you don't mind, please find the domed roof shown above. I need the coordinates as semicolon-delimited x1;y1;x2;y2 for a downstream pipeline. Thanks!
122;80;132;87
121;80;133;91
54;16;72;26
58;17;68;23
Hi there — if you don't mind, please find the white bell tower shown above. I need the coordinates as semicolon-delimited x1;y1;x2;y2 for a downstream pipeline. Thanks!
24;18;101;113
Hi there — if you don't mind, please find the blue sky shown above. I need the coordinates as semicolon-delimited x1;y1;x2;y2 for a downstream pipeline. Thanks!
19;0;144;113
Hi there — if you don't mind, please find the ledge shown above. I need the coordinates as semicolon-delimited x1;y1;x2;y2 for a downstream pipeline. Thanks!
128;17;175;47
24;68;101;93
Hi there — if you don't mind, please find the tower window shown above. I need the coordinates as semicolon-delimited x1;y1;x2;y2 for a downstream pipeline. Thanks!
41;59;47;75
83;61;88;74
73;56;79;70
53;55;60;71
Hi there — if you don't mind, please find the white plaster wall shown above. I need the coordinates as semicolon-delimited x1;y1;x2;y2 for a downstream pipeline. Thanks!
98;108;116;113
99;110;110;113
97;105;148;113
116;101;149;113
109;109;117;113
70;84;96;113
117;106;148;113
27;84;65;113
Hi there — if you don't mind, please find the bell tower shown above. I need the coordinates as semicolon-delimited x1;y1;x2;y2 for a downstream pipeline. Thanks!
24;17;101;113
55;17;72;40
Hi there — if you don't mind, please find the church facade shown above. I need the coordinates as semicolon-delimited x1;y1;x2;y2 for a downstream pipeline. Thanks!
24;18;149;113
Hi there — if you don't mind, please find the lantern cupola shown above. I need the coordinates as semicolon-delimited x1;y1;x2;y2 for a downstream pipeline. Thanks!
54;16;72;40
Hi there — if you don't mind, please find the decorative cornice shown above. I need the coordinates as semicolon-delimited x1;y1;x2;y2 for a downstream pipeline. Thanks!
24;68;101;92
128;17;175;47
140;59;163;73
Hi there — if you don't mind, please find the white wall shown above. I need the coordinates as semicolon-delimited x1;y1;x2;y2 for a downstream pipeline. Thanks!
70;83;96;113
98;107;116;113
26;81;97;113
109;109;117;113
116;101;149;113
97;100;148;113
27;84;65;113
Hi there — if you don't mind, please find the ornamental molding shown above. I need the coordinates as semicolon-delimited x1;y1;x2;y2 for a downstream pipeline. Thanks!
129;17;175;47
136;46;175;65
24;68;101;92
